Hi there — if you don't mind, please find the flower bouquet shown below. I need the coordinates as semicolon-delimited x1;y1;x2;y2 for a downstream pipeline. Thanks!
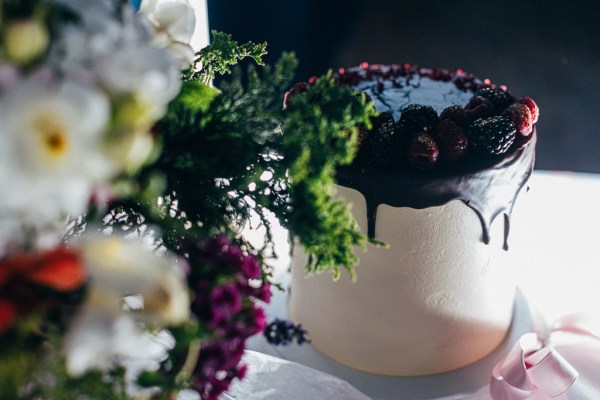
0;0;374;399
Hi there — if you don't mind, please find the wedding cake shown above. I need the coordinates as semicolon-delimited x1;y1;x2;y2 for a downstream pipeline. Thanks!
289;64;538;376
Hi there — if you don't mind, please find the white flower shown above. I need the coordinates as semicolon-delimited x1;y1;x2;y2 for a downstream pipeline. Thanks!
139;0;196;68
81;234;190;325
96;44;181;125
0;77;114;225
63;233;189;378
47;2;182;171
64;301;161;377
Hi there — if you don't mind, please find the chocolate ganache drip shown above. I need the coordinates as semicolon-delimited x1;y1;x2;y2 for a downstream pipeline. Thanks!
332;64;537;250
336;133;535;250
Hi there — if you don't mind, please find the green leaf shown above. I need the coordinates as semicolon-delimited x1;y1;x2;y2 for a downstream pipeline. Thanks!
175;80;220;113
190;30;267;84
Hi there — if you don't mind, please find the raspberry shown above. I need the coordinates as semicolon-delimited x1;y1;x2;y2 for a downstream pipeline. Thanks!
468;116;517;155
464;95;495;121
397;104;439;136
474;87;514;112
370;112;406;168
407;133;439;169
439;105;469;129
283;82;307;109
435;119;468;161
501;103;533;137
513;126;535;149
515;96;539;124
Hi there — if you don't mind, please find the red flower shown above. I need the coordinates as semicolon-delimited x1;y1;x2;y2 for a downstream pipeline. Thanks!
1;247;85;291
0;247;85;333
0;300;16;333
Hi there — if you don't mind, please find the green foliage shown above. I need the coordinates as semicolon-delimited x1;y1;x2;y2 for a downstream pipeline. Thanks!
0;329;129;400
190;30;267;84
74;38;376;400
279;74;377;278
138;53;376;278
0;343;38;399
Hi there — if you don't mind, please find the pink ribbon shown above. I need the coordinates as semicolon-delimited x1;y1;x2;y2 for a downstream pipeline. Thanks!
490;313;600;399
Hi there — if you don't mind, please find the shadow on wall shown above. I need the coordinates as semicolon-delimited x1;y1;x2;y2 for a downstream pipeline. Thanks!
208;0;600;173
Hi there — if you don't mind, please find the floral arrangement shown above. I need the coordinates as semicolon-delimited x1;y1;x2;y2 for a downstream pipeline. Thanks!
0;0;374;399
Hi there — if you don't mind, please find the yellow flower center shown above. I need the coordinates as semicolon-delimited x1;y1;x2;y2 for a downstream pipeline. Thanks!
34;117;69;158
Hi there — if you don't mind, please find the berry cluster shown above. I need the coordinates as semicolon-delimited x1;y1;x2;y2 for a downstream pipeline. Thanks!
264;318;311;346
355;87;538;170
185;235;271;400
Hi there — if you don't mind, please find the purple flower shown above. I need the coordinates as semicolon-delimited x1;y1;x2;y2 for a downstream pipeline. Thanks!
244;303;267;337
253;282;272;303
240;255;261;279
209;283;242;315
192;338;247;400
184;234;271;399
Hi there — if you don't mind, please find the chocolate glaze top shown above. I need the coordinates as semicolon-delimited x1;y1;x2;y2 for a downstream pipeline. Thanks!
334;64;537;249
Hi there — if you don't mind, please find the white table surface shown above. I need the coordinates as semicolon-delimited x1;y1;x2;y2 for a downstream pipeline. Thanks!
509;170;600;322
236;169;600;399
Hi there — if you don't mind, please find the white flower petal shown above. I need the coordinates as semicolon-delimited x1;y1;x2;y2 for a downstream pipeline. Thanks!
80;234;190;325
140;0;196;68
151;2;196;44
0;77;114;225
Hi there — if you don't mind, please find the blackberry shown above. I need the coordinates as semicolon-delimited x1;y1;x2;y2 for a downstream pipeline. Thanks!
407;133;439;169
464;95;495;121
435;119;468;161
397;104;439;136
474;87;514;112
371;112;395;134
439;105;469;129
468;116;517;155
370;112;406;167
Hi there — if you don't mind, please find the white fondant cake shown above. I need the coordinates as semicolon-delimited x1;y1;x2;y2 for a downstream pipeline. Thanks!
290;192;515;375
288;64;538;376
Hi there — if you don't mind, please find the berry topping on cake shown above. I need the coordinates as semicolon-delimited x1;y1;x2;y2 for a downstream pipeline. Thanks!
407;133;439;169
398;104;439;135
515;96;539;124
323;63;538;169
468;116;516;155
372;112;395;133
501;103;533;137
435;119;468;161
439;105;469;130
474;87;514;112
464;96;495;121
370;112;405;168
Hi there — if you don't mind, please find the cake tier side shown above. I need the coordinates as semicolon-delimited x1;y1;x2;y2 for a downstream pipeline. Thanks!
290;193;517;376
